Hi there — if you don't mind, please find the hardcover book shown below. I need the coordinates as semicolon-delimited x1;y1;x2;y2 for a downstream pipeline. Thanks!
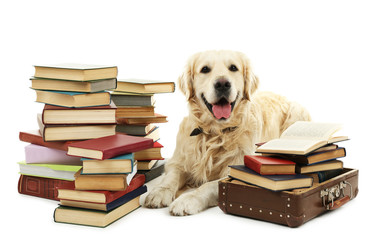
115;79;175;94
134;141;164;160
67;134;153;160
111;92;155;106
59;185;147;212
34;63;118;81
137;160;158;170
295;160;343;174
137;159;165;183
31;77;117;92
25;144;81;165
116;113;168;124
18;161;82;181
256;121;348;155
244;155;295;175
19;130;78;151
57;174;145;204
81;153;134;174
18;175;72;201
35;90;111;108
229;165;313;191
38;114;116;142
116;106;155;118
116;124;155;136
42;102;117;125
54;196;141;227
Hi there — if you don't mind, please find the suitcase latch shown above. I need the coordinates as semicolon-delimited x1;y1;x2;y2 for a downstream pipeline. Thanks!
320;181;352;210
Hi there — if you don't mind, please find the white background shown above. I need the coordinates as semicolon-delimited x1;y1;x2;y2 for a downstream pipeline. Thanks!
1;0;378;238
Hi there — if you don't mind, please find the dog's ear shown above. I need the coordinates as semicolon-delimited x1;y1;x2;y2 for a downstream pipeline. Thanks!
240;53;259;101
178;54;197;101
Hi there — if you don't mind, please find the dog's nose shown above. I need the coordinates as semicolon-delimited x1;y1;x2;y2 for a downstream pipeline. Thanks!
214;78;231;93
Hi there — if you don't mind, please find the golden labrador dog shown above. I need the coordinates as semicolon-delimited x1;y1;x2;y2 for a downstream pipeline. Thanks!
144;50;311;215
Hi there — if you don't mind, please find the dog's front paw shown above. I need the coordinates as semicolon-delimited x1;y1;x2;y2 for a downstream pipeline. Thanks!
144;187;175;208
169;192;205;216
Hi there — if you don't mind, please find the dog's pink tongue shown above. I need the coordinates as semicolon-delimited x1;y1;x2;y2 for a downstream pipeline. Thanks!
212;104;231;119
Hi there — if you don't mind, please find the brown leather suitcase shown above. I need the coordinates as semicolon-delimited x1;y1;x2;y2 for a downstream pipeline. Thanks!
218;168;359;227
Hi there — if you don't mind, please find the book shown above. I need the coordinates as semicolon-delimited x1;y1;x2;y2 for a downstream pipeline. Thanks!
35;90;111;108
229;165;313;191
57;174;145;204
19;130;78;151
59;185;147;212
81;153;134;174
18;175;72;201
144;126;160;142
295;160;343;174
116;113;168;125
38;114;116;141
74;167;137;191
42;102;117;125
116;106;155;118
18;161;82;181
306;169;344;183
134;142;164;160
265;147;347;165
54;196;141;227
34;63;117;81
111;92;155;106
67;134;153;160
255;121;348;155
137;159;166;183
25;144;81;165
244;155;295;175
116;124;155;136
137;160;158;170
31;77;117;92
115;79;175;94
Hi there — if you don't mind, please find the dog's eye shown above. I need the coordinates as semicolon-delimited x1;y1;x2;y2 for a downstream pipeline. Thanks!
229;64;238;72
200;66;211;74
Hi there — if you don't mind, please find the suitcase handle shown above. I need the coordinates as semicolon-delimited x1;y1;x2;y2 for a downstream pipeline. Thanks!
321;181;352;210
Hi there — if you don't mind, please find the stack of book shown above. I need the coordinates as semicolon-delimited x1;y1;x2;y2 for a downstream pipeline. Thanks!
111;79;174;175
18;63;119;200
53;134;153;227
228;121;349;191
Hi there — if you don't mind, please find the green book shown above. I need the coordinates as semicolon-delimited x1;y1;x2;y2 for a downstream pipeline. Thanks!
18;161;82;181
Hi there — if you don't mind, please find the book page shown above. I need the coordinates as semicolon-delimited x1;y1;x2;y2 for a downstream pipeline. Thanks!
280;121;342;141
257;138;320;154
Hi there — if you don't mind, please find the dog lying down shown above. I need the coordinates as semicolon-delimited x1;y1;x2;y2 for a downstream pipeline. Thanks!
144;50;311;216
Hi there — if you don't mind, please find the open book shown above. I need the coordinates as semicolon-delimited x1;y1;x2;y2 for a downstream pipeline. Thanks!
255;121;348;155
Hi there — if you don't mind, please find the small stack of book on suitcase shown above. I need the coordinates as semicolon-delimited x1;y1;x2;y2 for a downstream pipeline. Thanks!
222;121;359;227
17;64;156;227
111;79;174;173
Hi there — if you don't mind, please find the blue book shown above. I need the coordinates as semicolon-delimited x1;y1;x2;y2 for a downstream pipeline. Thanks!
35;90;111;108
81;153;135;175
229;165;313;191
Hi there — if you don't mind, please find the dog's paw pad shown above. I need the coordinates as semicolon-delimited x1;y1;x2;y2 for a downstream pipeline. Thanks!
144;187;175;208
169;193;204;216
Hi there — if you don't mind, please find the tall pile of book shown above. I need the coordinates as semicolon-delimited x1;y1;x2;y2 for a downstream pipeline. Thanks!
228;121;349;191
111;79;175;179
17;64;153;227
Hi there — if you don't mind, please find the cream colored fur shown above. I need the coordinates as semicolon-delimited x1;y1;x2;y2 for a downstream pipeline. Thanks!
144;50;311;215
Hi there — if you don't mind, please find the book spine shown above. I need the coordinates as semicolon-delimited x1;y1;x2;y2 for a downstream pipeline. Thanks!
18;175;72;201
243;156;262;174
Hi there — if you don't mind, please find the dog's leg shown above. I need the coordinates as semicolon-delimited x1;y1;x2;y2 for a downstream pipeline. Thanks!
144;166;187;208
169;179;219;216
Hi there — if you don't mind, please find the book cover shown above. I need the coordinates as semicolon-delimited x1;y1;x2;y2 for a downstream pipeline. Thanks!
116;113;168;124
67;134;153;160
19;130;78;151
18;175;72;201
111;92;155;106
244;155;295;175
25;144;81;165
81;153;134;174
57;174;145;204
295;160;343;174
137;159;165;183
134;141;164;160
229;165;313;191
31;77;117;92
115;79;175;94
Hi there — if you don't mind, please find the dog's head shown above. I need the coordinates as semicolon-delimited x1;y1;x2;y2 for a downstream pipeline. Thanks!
178;50;259;122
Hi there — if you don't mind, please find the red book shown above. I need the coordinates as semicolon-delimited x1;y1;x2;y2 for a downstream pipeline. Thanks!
244;155;296;175
56;174;145;204
134;141;164;161
19;130;78;151
18;175;72;201
67;134;154;160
